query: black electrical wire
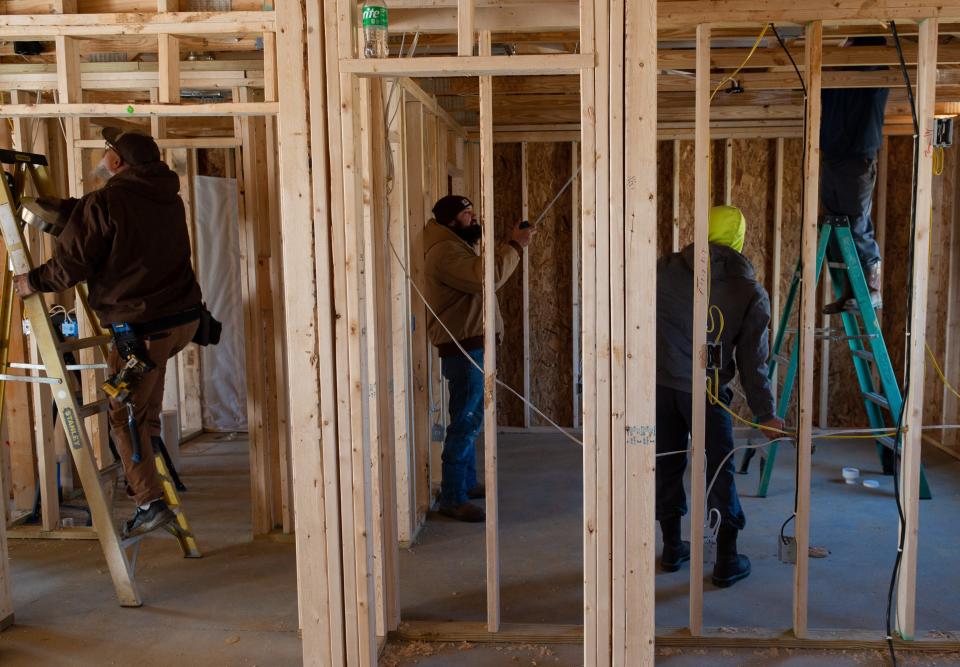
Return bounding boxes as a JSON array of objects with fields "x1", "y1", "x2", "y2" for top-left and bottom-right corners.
[
  {"x1": 884, "y1": 20, "x2": 920, "y2": 667},
  {"x1": 770, "y1": 22, "x2": 806, "y2": 547}
]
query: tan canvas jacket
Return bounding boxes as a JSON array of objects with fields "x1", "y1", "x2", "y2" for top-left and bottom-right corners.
[{"x1": 423, "y1": 220, "x2": 520, "y2": 347}]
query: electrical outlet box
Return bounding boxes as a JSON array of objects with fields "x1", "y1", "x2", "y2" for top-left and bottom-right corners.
[
  {"x1": 61, "y1": 320, "x2": 78, "y2": 338},
  {"x1": 431, "y1": 423, "x2": 445, "y2": 442},
  {"x1": 934, "y1": 116, "x2": 954, "y2": 148},
  {"x1": 778, "y1": 536, "x2": 797, "y2": 564},
  {"x1": 703, "y1": 536, "x2": 717, "y2": 565},
  {"x1": 22, "y1": 319, "x2": 31, "y2": 336}
]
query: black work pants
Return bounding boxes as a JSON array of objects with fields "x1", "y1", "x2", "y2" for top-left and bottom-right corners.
[{"x1": 655, "y1": 384, "x2": 746, "y2": 531}]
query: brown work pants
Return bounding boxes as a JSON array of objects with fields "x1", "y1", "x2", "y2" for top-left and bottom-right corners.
[{"x1": 108, "y1": 320, "x2": 198, "y2": 506}]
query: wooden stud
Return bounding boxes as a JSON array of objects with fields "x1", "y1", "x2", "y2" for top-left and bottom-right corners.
[
  {"x1": 724, "y1": 137, "x2": 733, "y2": 205},
  {"x1": 609, "y1": 0, "x2": 627, "y2": 660},
  {"x1": 332, "y1": 0, "x2": 377, "y2": 659},
  {"x1": 404, "y1": 99, "x2": 432, "y2": 534},
  {"x1": 339, "y1": 53, "x2": 592, "y2": 78},
  {"x1": 688, "y1": 22, "x2": 710, "y2": 637},
  {"x1": 875, "y1": 136, "x2": 889, "y2": 327},
  {"x1": 897, "y1": 17, "x2": 938, "y2": 642},
  {"x1": 457, "y1": 0, "x2": 475, "y2": 56},
  {"x1": 277, "y1": 0, "x2": 336, "y2": 662},
  {"x1": 263, "y1": 31, "x2": 278, "y2": 103},
  {"x1": 521, "y1": 141, "x2": 531, "y2": 428},
  {"x1": 388, "y1": 90, "x2": 416, "y2": 545},
  {"x1": 479, "y1": 28, "x2": 500, "y2": 634},
  {"x1": 794, "y1": 19, "x2": 823, "y2": 640},
  {"x1": 158, "y1": 35, "x2": 181, "y2": 104},
  {"x1": 263, "y1": 112, "x2": 294, "y2": 534},
  {"x1": 943, "y1": 141, "x2": 960, "y2": 453},
  {"x1": 771, "y1": 137, "x2": 784, "y2": 404},
  {"x1": 623, "y1": 0, "x2": 658, "y2": 661},
  {"x1": 592, "y1": 0, "x2": 613, "y2": 661},
  {"x1": 369, "y1": 79, "x2": 401, "y2": 633},
  {"x1": 578, "y1": 0, "x2": 599, "y2": 661},
  {"x1": 819, "y1": 275, "x2": 831, "y2": 428},
  {"x1": 571, "y1": 142, "x2": 581, "y2": 431},
  {"x1": 672, "y1": 139, "x2": 681, "y2": 252},
  {"x1": 237, "y1": 87, "x2": 272, "y2": 536},
  {"x1": 0, "y1": 486, "x2": 10, "y2": 630}
]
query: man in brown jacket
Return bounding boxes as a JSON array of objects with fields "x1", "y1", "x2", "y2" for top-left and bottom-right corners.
[
  {"x1": 424, "y1": 195, "x2": 535, "y2": 522},
  {"x1": 14, "y1": 128, "x2": 203, "y2": 538}
]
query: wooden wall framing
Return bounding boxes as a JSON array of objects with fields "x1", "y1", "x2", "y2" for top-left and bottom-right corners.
[{"x1": 2, "y1": 3, "x2": 959, "y2": 667}]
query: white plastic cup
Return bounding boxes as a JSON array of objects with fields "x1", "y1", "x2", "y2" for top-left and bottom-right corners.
[{"x1": 842, "y1": 467, "x2": 860, "y2": 484}]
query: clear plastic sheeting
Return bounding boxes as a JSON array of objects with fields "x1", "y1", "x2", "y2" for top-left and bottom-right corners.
[{"x1": 193, "y1": 175, "x2": 248, "y2": 431}]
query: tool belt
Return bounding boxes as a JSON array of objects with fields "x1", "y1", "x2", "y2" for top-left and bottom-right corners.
[{"x1": 129, "y1": 304, "x2": 203, "y2": 337}]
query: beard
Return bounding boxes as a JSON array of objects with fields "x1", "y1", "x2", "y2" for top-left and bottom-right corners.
[
  {"x1": 91, "y1": 159, "x2": 115, "y2": 183},
  {"x1": 454, "y1": 222, "x2": 482, "y2": 246}
]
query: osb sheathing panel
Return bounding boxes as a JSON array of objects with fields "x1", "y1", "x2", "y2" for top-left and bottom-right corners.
[
  {"x1": 527, "y1": 142, "x2": 574, "y2": 427},
  {"x1": 921, "y1": 142, "x2": 955, "y2": 426},
  {"x1": 491, "y1": 135, "x2": 957, "y2": 433},
  {"x1": 656, "y1": 141, "x2": 675, "y2": 256},
  {"x1": 494, "y1": 142, "x2": 525, "y2": 426},
  {"x1": 882, "y1": 136, "x2": 914, "y2": 392},
  {"x1": 879, "y1": 135, "x2": 956, "y2": 428}
]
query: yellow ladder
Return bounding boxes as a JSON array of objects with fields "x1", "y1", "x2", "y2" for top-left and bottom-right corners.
[{"x1": 0, "y1": 149, "x2": 200, "y2": 607}]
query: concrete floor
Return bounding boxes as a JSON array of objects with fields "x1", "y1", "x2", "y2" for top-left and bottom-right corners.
[
  {"x1": 0, "y1": 434, "x2": 302, "y2": 666},
  {"x1": 2, "y1": 430, "x2": 958, "y2": 666},
  {"x1": 398, "y1": 431, "x2": 960, "y2": 663}
]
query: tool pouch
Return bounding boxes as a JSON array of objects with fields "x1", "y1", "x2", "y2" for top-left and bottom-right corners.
[{"x1": 110, "y1": 322, "x2": 155, "y2": 375}]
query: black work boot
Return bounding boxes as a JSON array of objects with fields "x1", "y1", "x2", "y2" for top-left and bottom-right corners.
[
  {"x1": 659, "y1": 516, "x2": 690, "y2": 572},
  {"x1": 467, "y1": 483, "x2": 486, "y2": 499},
  {"x1": 712, "y1": 525, "x2": 751, "y2": 588},
  {"x1": 438, "y1": 501, "x2": 485, "y2": 523},
  {"x1": 122, "y1": 499, "x2": 176, "y2": 538}
]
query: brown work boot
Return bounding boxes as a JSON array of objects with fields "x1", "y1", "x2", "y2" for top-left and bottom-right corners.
[
  {"x1": 467, "y1": 483, "x2": 486, "y2": 499},
  {"x1": 438, "y1": 501, "x2": 485, "y2": 523},
  {"x1": 823, "y1": 261, "x2": 882, "y2": 314}
]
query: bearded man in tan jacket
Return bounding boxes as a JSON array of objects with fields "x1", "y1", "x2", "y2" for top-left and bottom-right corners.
[{"x1": 424, "y1": 195, "x2": 536, "y2": 522}]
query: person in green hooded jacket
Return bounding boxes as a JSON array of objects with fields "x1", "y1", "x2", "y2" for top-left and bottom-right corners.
[{"x1": 654, "y1": 205, "x2": 784, "y2": 588}]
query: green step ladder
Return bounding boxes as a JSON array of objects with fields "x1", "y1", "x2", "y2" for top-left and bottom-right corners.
[{"x1": 751, "y1": 215, "x2": 932, "y2": 500}]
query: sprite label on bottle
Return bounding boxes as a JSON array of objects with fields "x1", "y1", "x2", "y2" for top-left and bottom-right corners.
[{"x1": 362, "y1": 5, "x2": 388, "y2": 28}]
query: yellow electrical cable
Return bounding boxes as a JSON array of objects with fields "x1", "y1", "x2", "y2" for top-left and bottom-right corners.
[
  {"x1": 710, "y1": 24, "x2": 770, "y2": 103},
  {"x1": 933, "y1": 146, "x2": 945, "y2": 176},
  {"x1": 926, "y1": 341, "x2": 960, "y2": 402}
]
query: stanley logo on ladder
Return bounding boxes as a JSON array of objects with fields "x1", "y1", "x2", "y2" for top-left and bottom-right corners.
[{"x1": 0, "y1": 147, "x2": 201, "y2": 609}]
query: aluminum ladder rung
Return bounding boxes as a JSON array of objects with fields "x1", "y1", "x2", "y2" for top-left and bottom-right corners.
[
  {"x1": 851, "y1": 349, "x2": 875, "y2": 363},
  {"x1": 864, "y1": 391, "x2": 890, "y2": 410}
]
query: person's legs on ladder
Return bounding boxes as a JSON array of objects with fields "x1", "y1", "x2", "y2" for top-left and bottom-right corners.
[
  {"x1": 109, "y1": 320, "x2": 197, "y2": 537},
  {"x1": 438, "y1": 347, "x2": 485, "y2": 522},
  {"x1": 821, "y1": 156, "x2": 882, "y2": 314}
]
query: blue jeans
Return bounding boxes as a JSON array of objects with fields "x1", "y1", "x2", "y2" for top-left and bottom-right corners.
[
  {"x1": 821, "y1": 156, "x2": 881, "y2": 268},
  {"x1": 440, "y1": 348, "x2": 483, "y2": 507},
  {"x1": 655, "y1": 384, "x2": 746, "y2": 530}
]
